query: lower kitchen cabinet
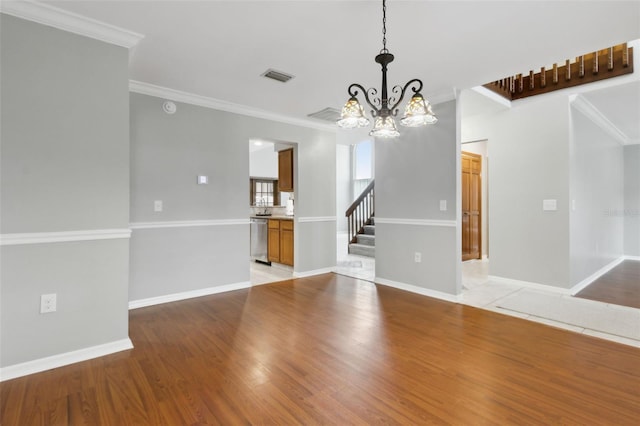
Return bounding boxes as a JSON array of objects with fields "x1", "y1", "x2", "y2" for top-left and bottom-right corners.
[
  {"x1": 267, "y1": 219, "x2": 294, "y2": 266},
  {"x1": 279, "y1": 220, "x2": 294, "y2": 266},
  {"x1": 268, "y1": 219, "x2": 281, "y2": 263}
]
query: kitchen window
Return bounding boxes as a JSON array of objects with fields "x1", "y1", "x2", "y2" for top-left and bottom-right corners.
[{"x1": 250, "y1": 178, "x2": 280, "y2": 206}]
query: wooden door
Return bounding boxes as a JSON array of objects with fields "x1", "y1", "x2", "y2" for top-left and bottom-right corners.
[{"x1": 462, "y1": 152, "x2": 481, "y2": 261}]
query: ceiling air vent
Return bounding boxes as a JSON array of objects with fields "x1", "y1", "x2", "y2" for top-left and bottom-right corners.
[
  {"x1": 307, "y1": 107, "x2": 341, "y2": 122},
  {"x1": 261, "y1": 69, "x2": 294, "y2": 83}
]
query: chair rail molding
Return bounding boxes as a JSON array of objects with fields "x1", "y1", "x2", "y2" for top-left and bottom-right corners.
[
  {"x1": 375, "y1": 218, "x2": 456, "y2": 227},
  {"x1": 129, "y1": 219, "x2": 249, "y2": 230},
  {"x1": 0, "y1": 229, "x2": 132, "y2": 246}
]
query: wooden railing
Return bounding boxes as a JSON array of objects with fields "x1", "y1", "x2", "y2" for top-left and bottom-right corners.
[
  {"x1": 484, "y1": 42, "x2": 633, "y2": 101},
  {"x1": 346, "y1": 180, "x2": 374, "y2": 245}
]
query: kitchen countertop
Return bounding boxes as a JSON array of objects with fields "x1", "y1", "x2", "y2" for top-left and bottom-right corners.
[{"x1": 251, "y1": 215, "x2": 294, "y2": 220}]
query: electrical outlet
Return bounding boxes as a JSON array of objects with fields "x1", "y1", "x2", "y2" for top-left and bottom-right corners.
[
  {"x1": 40, "y1": 294, "x2": 57, "y2": 314},
  {"x1": 414, "y1": 252, "x2": 422, "y2": 263},
  {"x1": 439, "y1": 200, "x2": 447, "y2": 211},
  {"x1": 154, "y1": 200, "x2": 163, "y2": 212}
]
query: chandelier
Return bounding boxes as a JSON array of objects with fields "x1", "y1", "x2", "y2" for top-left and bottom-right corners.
[{"x1": 337, "y1": 0, "x2": 437, "y2": 138}]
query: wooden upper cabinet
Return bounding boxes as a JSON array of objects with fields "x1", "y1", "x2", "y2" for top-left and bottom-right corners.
[{"x1": 278, "y1": 148, "x2": 294, "y2": 192}]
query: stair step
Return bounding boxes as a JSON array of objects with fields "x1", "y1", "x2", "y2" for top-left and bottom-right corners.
[
  {"x1": 363, "y1": 225, "x2": 375, "y2": 235},
  {"x1": 356, "y1": 234, "x2": 375, "y2": 246},
  {"x1": 349, "y1": 243, "x2": 375, "y2": 257}
]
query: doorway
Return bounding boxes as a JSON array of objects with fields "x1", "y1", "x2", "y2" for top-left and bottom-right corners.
[{"x1": 462, "y1": 151, "x2": 482, "y2": 261}]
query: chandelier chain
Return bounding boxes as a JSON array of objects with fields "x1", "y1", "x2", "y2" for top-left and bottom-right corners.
[{"x1": 381, "y1": 0, "x2": 388, "y2": 54}]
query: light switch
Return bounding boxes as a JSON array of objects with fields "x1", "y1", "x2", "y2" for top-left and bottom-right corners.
[
  {"x1": 154, "y1": 200, "x2": 163, "y2": 212},
  {"x1": 197, "y1": 175, "x2": 208, "y2": 185},
  {"x1": 543, "y1": 199, "x2": 557, "y2": 211},
  {"x1": 439, "y1": 200, "x2": 447, "y2": 211}
]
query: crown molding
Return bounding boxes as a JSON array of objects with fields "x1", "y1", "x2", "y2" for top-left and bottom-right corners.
[
  {"x1": 570, "y1": 95, "x2": 630, "y2": 145},
  {"x1": 0, "y1": 0, "x2": 144, "y2": 48},
  {"x1": 129, "y1": 80, "x2": 337, "y2": 133}
]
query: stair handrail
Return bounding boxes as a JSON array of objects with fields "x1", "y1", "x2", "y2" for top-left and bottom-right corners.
[{"x1": 346, "y1": 179, "x2": 375, "y2": 245}]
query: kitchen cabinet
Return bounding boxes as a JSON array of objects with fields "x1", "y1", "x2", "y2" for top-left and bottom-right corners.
[
  {"x1": 268, "y1": 219, "x2": 281, "y2": 263},
  {"x1": 279, "y1": 220, "x2": 294, "y2": 266},
  {"x1": 278, "y1": 148, "x2": 294, "y2": 192},
  {"x1": 267, "y1": 218, "x2": 294, "y2": 266}
]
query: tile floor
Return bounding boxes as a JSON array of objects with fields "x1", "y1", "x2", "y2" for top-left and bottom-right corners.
[
  {"x1": 250, "y1": 238, "x2": 640, "y2": 348},
  {"x1": 334, "y1": 232, "x2": 375, "y2": 282},
  {"x1": 250, "y1": 260, "x2": 293, "y2": 286},
  {"x1": 461, "y1": 259, "x2": 640, "y2": 348}
]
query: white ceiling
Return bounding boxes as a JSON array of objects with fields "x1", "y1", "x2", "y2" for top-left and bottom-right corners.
[{"x1": 43, "y1": 0, "x2": 640, "y2": 132}]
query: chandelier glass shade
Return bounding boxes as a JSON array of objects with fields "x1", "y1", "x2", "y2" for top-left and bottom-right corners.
[
  {"x1": 401, "y1": 94, "x2": 438, "y2": 127},
  {"x1": 337, "y1": 0, "x2": 437, "y2": 138},
  {"x1": 371, "y1": 116, "x2": 400, "y2": 138},
  {"x1": 336, "y1": 97, "x2": 370, "y2": 129}
]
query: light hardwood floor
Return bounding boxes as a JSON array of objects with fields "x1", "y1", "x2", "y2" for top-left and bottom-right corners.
[{"x1": 2, "y1": 273, "x2": 639, "y2": 424}]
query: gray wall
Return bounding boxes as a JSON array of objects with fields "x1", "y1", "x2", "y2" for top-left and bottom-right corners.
[
  {"x1": 129, "y1": 93, "x2": 336, "y2": 301},
  {"x1": 463, "y1": 95, "x2": 571, "y2": 288},
  {"x1": 625, "y1": 144, "x2": 640, "y2": 257},
  {"x1": 1, "y1": 15, "x2": 130, "y2": 366},
  {"x1": 336, "y1": 144, "x2": 352, "y2": 233},
  {"x1": 569, "y1": 106, "x2": 624, "y2": 285},
  {"x1": 375, "y1": 100, "x2": 459, "y2": 295}
]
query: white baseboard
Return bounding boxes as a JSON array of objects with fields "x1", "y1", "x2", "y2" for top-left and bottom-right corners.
[
  {"x1": 570, "y1": 257, "x2": 625, "y2": 295},
  {"x1": 624, "y1": 255, "x2": 640, "y2": 261},
  {"x1": 0, "y1": 338, "x2": 133, "y2": 382},
  {"x1": 293, "y1": 267, "x2": 336, "y2": 278},
  {"x1": 375, "y1": 277, "x2": 461, "y2": 303},
  {"x1": 129, "y1": 281, "x2": 251, "y2": 309},
  {"x1": 488, "y1": 275, "x2": 571, "y2": 295}
]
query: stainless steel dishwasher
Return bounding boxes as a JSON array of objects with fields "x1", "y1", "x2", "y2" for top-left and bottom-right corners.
[{"x1": 250, "y1": 218, "x2": 270, "y2": 264}]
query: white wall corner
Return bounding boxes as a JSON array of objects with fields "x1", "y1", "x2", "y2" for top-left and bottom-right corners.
[
  {"x1": 570, "y1": 95, "x2": 630, "y2": 145},
  {"x1": 0, "y1": 0, "x2": 144, "y2": 48},
  {"x1": 0, "y1": 338, "x2": 133, "y2": 382}
]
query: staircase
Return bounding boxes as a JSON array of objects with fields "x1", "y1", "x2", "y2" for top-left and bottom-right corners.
[
  {"x1": 346, "y1": 180, "x2": 375, "y2": 258},
  {"x1": 348, "y1": 217, "x2": 375, "y2": 257}
]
